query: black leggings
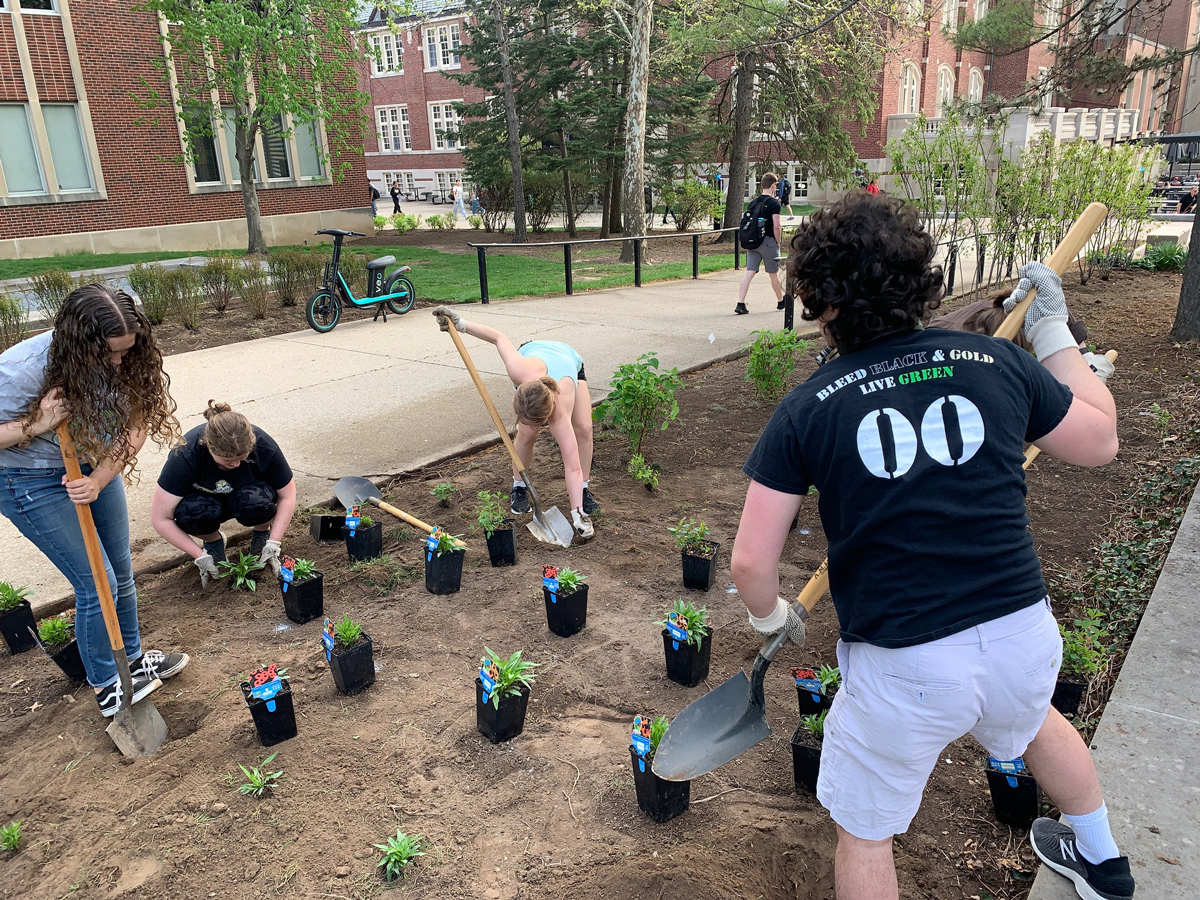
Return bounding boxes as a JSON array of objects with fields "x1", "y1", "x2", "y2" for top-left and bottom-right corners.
[{"x1": 174, "y1": 483, "x2": 277, "y2": 536}]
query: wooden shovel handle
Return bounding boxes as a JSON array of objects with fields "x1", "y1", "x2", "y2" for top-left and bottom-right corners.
[
  {"x1": 56, "y1": 423, "x2": 125, "y2": 654},
  {"x1": 374, "y1": 499, "x2": 467, "y2": 550}
]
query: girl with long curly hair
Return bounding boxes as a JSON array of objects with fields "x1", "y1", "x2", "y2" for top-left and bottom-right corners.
[{"x1": 0, "y1": 284, "x2": 189, "y2": 717}]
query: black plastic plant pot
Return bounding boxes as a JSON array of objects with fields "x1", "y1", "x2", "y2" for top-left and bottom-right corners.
[
  {"x1": 790, "y1": 724, "x2": 823, "y2": 794},
  {"x1": 1051, "y1": 676, "x2": 1087, "y2": 717},
  {"x1": 330, "y1": 634, "x2": 376, "y2": 695},
  {"x1": 485, "y1": 523, "x2": 517, "y2": 568},
  {"x1": 241, "y1": 681, "x2": 298, "y2": 747},
  {"x1": 0, "y1": 601, "x2": 37, "y2": 654},
  {"x1": 630, "y1": 746, "x2": 690, "y2": 823},
  {"x1": 796, "y1": 684, "x2": 836, "y2": 718},
  {"x1": 475, "y1": 677, "x2": 530, "y2": 744},
  {"x1": 344, "y1": 522, "x2": 384, "y2": 562},
  {"x1": 662, "y1": 628, "x2": 712, "y2": 688},
  {"x1": 681, "y1": 541, "x2": 721, "y2": 591},
  {"x1": 48, "y1": 639, "x2": 88, "y2": 683},
  {"x1": 985, "y1": 763, "x2": 1042, "y2": 828},
  {"x1": 310, "y1": 513, "x2": 346, "y2": 543},
  {"x1": 543, "y1": 584, "x2": 588, "y2": 637},
  {"x1": 425, "y1": 548, "x2": 465, "y2": 595},
  {"x1": 280, "y1": 572, "x2": 324, "y2": 624}
]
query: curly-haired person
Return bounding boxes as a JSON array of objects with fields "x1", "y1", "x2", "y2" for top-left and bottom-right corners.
[
  {"x1": 0, "y1": 284, "x2": 189, "y2": 718},
  {"x1": 729, "y1": 194, "x2": 1133, "y2": 900}
]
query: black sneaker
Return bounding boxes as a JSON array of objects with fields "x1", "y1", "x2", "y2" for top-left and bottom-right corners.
[
  {"x1": 510, "y1": 484, "x2": 531, "y2": 515},
  {"x1": 249, "y1": 530, "x2": 269, "y2": 556},
  {"x1": 581, "y1": 487, "x2": 601, "y2": 515},
  {"x1": 734, "y1": 303, "x2": 749, "y2": 315},
  {"x1": 1031, "y1": 818, "x2": 1135, "y2": 900},
  {"x1": 96, "y1": 674, "x2": 163, "y2": 718},
  {"x1": 130, "y1": 650, "x2": 190, "y2": 681},
  {"x1": 202, "y1": 532, "x2": 227, "y2": 565},
  {"x1": 777, "y1": 293, "x2": 792, "y2": 311}
]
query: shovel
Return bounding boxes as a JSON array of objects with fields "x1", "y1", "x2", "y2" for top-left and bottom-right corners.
[
  {"x1": 333, "y1": 476, "x2": 466, "y2": 549},
  {"x1": 442, "y1": 324, "x2": 575, "y2": 548},
  {"x1": 57, "y1": 423, "x2": 167, "y2": 758}
]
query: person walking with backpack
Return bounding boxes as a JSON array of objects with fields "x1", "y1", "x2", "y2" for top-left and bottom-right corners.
[
  {"x1": 369, "y1": 180, "x2": 381, "y2": 218},
  {"x1": 734, "y1": 173, "x2": 785, "y2": 315},
  {"x1": 390, "y1": 180, "x2": 403, "y2": 215},
  {"x1": 777, "y1": 173, "x2": 794, "y2": 217}
]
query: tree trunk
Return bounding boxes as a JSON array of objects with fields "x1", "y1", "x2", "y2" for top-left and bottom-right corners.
[
  {"x1": 609, "y1": 164, "x2": 623, "y2": 234},
  {"x1": 494, "y1": 0, "x2": 527, "y2": 243},
  {"x1": 234, "y1": 104, "x2": 266, "y2": 256},
  {"x1": 717, "y1": 50, "x2": 757, "y2": 245},
  {"x1": 599, "y1": 162, "x2": 613, "y2": 239},
  {"x1": 618, "y1": 0, "x2": 653, "y2": 263},
  {"x1": 560, "y1": 128, "x2": 576, "y2": 238},
  {"x1": 1171, "y1": 206, "x2": 1200, "y2": 339}
]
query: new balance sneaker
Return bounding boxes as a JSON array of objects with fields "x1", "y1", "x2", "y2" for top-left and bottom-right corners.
[
  {"x1": 249, "y1": 530, "x2": 269, "y2": 556},
  {"x1": 129, "y1": 650, "x2": 190, "y2": 681},
  {"x1": 582, "y1": 487, "x2": 601, "y2": 515},
  {"x1": 202, "y1": 532, "x2": 227, "y2": 565},
  {"x1": 1031, "y1": 818, "x2": 1135, "y2": 900},
  {"x1": 96, "y1": 674, "x2": 162, "y2": 718},
  {"x1": 511, "y1": 484, "x2": 531, "y2": 515},
  {"x1": 734, "y1": 302, "x2": 749, "y2": 316}
]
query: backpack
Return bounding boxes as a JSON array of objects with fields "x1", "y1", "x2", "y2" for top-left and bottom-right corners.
[
  {"x1": 738, "y1": 195, "x2": 769, "y2": 249},
  {"x1": 778, "y1": 177, "x2": 791, "y2": 203}
]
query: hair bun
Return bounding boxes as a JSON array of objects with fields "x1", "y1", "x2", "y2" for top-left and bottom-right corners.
[
  {"x1": 539, "y1": 375, "x2": 560, "y2": 394},
  {"x1": 203, "y1": 400, "x2": 232, "y2": 421}
]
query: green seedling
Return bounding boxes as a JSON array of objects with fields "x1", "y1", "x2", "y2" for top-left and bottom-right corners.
[
  {"x1": 667, "y1": 517, "x2": 711, "y2": 553},
  {"x1": 0, "y1": 821, "x2": 21, "y2": 852},
  {"x1": 429, "y1": 529, "x2": 464, "y2": 556},
  {"x1": 1060, "y1": 609, "x2": 1108, "y2": 677},
  {"x1": 647, "y1": 715, "x2": 670, "y2": 760},
  {"x1": 236, "y1": 752, "x2": 283, "y2": 798},
  {"x1": 800, "y1": 709, "x2": 828, "y2": 739},
  {"x1": 474, "y1": 489, "x2": 509, "y2": 537},
  {"x1": 374, "y1": 829, "x2": 425, "y2": 882},
  {"x1": 656, "y1": 598, "x2": 710, "y2": 648},
  {"x1": 36, "y1": 616, "x2": 73, "y2": 646},
  {"x1": 218, "y1": 551, "x2": 265, "y2": 592},
  {"x1": 627, "y1": 453, "x2": 659, "y2": 491},
  {"x1": 555, "y1": 567, "x2": 586, "y2": 595},
  {"x1": 593, "y1": 352, "x2": 683, "y2": 456},
  {"x1": 359, "y1": 514, "x2": 376, "y2": 528},
  {"x1": 481, "y1": 646, "x2": 540, "y2": 709},
  {"x1": 333, "y1": 614, "x2": 364, "y2": 648},
  {"x1": 0, "y1": 582, "x2": 31, "y2": 613},
  {"x1": 816, "y1": 664, "x2": 841, "y2": 695},
  {"x1": 290, "y1": 558, "x2": 318, "y2": 581},
  {"x1": 431, "y1": 482, "x2": 457, "y2": 506},
  {"x1": 743, "y1": 328, "x2": 810, "y2": 401}
]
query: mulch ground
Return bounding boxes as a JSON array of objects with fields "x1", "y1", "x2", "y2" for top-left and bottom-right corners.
[{"x1": 0, "y1": 269, "x2": 1196, "y2": 900}]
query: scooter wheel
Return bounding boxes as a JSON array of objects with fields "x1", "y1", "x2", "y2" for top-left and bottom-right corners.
[
  {"x1": 384, "y1": 275, "x2": 416, "y2": 315},
  {"x1": 305, "y1": 288, "x2": 341, "y2": 333}
]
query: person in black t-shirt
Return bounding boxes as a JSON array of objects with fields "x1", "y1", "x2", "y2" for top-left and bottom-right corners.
[
  {"x1": 151, "y1": 401, "x2": 297, "y2": 586},
  {"x1": 734, "y1": 172, "x2": 785, "y2": 315},
  {"x1": 730, "y1": 194, "x2": 1132, "y2": 900}
]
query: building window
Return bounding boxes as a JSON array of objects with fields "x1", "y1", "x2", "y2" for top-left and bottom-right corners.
[
  {"x1": 221, "y1": 106, "x2": 259, "y2": 184},
  {"x1": 369, "y1": 31, "x2": 403, "y2": 76},
  {"x1": 936, "y1": 66, "x2": 955, "y2": 115},
  {"x1": 381, "y1": 171, "x2": 416, "y2": 193},
  {"x1": 434, "y1": 170, "x2": 461, "y2": 194},
  {"x1": 425, "y1": 23, "x2": 461, "y2": 70},
  {"x1": 1038, "y1": 66, "x2": 1054, "y2": 107},
  {"x1": 941, "y1": 0, "x2": 958, "y2": 31},
  {"x1": 260, "y1": 114, "x2": 291, "y2": 180},
  {"x1": 1044, "y1": 0, "x2": 1060, "y2": 32},
  {"x1": 0, "y1": 1, "x2": 59, "y2": 12},
  {"x1": 429, "y1": 102, "x2": 461, "y2": 150},
  {"x1": 376, "y1": 105, "x2": 412, "y2": 152},
  {"x1": 0, "y1": 103, "x2": 45, "y2": 193},
  {"x1": 899, "y1": 63, "x2": 921, "y2": 114},
  {"x1": 295, "y1": 118, "x2": 325, "y2": 179},
  {"x1": 184, "y1": 108, "x2": 222, "y2": 184},
  {"x1": 42, "y1": 104, "x2": 92, "y2": 191},
  {"x1": 968, "y1": 68, "x2": 985, "y2": 103},
  {"x1": 975, "y1": 0, "x2": 988, "y2": 20},
  {"x1": 905, "y1": 0, "x2": 924, "y2": 19}
]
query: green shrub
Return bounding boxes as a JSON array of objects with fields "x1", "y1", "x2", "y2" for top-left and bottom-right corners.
[
  {"x1": 374, "y1": 215, "x2": 388, "y2": 230},
  {"x1": 431, "y1": 482, "x2": 457, "y2": 505},
  {"x1": 477, "y1": 179, "x2": 513, "y2": 233},
  {"x1": 390, "y1": 212, "x2": 421, "y2": 235},
  {"x1": 480, "y1": 646, "x2": 539, "y2": 708},
  {"x1": 628, "y1": 453, "x2": 659, "y2": 490},
  {"x1": 0, "y1": 290, "x2": 27, "y2": 352},
  {"x1": 200, "y1": 255, "x2": 238, "y2": 316},
  {"x1": 662, "y1": 178, "x2": 723, "y2": 232},
  {"x1": 1060, "y1": 609, "x2": 1108, "y2": 677},
  {"x1": 268, "y1": 249, "x2": 321, "y2": 308},
  {"x1": 468, "y1": 214, "x2": 483, "y2": 229},
  {"x1": 667, "y1": 517, "x2": 710, "y2": 552},
  {"x1": 744, "y1": 329, "x2": 810, "y2": 402},
  {"x1": 237, "y1": 260, "x2": 271, "y2": 319},
  {"x1": 426, "y1": 212, "x2": 455, "y2": 230},
  {"x1": 337, "y1": 249, "x2": 368, "y2": 298},
  {"x1": 127, "y1": 263, "x2": 172, "y2": 325},
  {"x1": 594, "y1": 352, "x2": 683, "y2": 456},
  {"x1": 27, "y1": 268, "x2": 75, "y2": 321},
  {"x1": 524, "y1": 171, "x2": 562, "y2": 234},
  {"x1": 1142, "y1": 241, "x2": 1187, "y2": 272},
  {"x1": 164, "y1": 267, "x2": 203, "y2": 331},
  {"x1": 474, "y1": 490, "x2": 508, "y2": 537}
]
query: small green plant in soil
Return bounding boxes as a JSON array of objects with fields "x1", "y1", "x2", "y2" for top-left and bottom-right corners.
[
  {"x1": 1060, "y1": 610, "x2": 1108, "y2": 678},
  {"x1": 0, "y1": 582, "x2": 31, "y2": 613},
  {"x1": 743, "y1": 328, "x2": 810, "y2": 402},
  {"x1": 474, "y1": 490, "x2": 509, "y2": 537},
  {"x1": 1148, "y1": 401, "x2": 1172, "y2": 434},
  {"x1": 656, "y1": 599, "x2": 710, "y2": 648},
  {"x1": 594, "y1": 352, "x2": 683, "y2": 456},
  {"x1": 429, "y1": 528, "x2": 464, "y2": 556},
  {"x1": 358, "y1": 514, "x2": 376, "y2": 528},
  {"x1": 647, "y1": 715, "x2": 670, "y2": 760},
  {"x1": 0, "y1": 821, "x2": 21, "y2": 852},
  {"x1": 219, "y1": 551, "x2": 266, "y2": 592},
  {"x1": 333, "y1": 614, "x2": 364, "y2": 648},
  {"x1": 799, "y1": 709, "x2": 828, "y2": 739},
  {"x1": 36, "y1": 615, "x2": 73, "y2": 646},
  {"x1": 375, "y1": 830, "x2": 425, "y2": 882},
  {"x1": 555, "y1": 567, "x2": 586, "y2": 595},
  {"x1": 236, "y1": 752, "x2": 283, "y2": 798},
  {"x1": 816, "y1": 664, "x2": 841, "y2": 695},
  {"x1": 290, "y1": 558, "x2": 318, "y2": 581},
  {"x1": 668, "y1": 517, "x2": 711, "y2": 554},
  {"x1": 481, "y1": 646, "x2": 540, "y2": 708},
  {"x1": 431, "y1": 482, "x2": 457, "y2": 506},
  {"x1": 628, "y1": 454, "x2": 659, "y2": 491}
]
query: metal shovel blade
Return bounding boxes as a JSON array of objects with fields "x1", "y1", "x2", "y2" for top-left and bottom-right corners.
[
  {"x1": 523, "y1": 480, "x2": 575, "y2": 548},
  {"x1": 106, "y1": 679, "x2": 168, "y2": 757},
  {"x1": 650, "y1": 669, "x2": 772, "y2": 782},
  {"x1": 334, "y1": 475, "x2": 381, "y2": 510}
]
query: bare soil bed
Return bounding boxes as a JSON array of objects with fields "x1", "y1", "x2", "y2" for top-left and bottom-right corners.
[{"x1": 1, "y1": 269, "x2": 1196, "y2": 900}]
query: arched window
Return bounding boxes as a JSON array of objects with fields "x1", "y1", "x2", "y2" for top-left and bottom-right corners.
[
  {"x1": 936, "y1": 66, "x2": 955, "y2": 115},
  {"x1": 968, "y1": 68, "x2": 985, "y2": 103},
  {"x1": 899, "y1": 63, "x2": 921, "y2": 114}
]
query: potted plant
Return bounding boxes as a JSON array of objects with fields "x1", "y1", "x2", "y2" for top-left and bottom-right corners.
[
  {"x1": 0, "y1": 582, "x2": 36, "y2": 655},
  {"x1": 309, "y1": 509, "x2": 346, "y2": 543},
  {"x1": 241, "y1": 663, "x2": 297, "y2": 747},
  {"x1": 279, "y1": 557, "x2": 323, "y2": 624},
  {"x1": 476, "y1": 646, "x2": 539, "y2": 744},
  {"x1": 790, "y1": 709, "x2": 827, "y2": 794},
  {"x1": 985, "y1": 756, "x2": 1042, "y2": 828},
  {"x1": 323, "y1": 615, "x2": 375, "y2": 695},
  {"x1": 475, "y1": 490, "x2": 516, "y2": 567},
  {"x1": 669, "y1": 518, "x2": 720, "y2": 591},
  {"x1": 629, "y1": 714, "x2": 690, "y2": 822},
  {"x1": 36, "y1": 614, "x2": 86, "y2": 683},
  {"x1": 792, "y1": 664, "x2": 840, "y2": 718},
  {"x1": 343, "y1": 507, "x2": 384, "y2": 561},
  {"x1": 424, "y1": 527, "x2": 466, "y2": 594},
  {"x1": 1052, "y1": 610, "x2": 1107, "y2": 717},
  {"x1": 542, "y1": 565, "x2": 588, "y2": 637},
  {"x1": 656, "y1": 599, "x2": 711, "y2": 687},
  {"x1": 219, "y1": 551, "x2": 266, "y2": 592}
]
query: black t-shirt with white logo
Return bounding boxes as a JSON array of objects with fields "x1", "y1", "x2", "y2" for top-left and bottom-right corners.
[
  {"x1": 744, "y1": 328, "x2": 1072, "y2": 648},
  {"x1": 158, "y1": 424, "x2": 293, "y2": 498}
]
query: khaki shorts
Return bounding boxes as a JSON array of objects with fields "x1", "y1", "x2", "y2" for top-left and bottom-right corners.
[
  {"x1": 816, "y1": 600, "x2": 1061, "y2": 841},
  {"x1": 746, "y1": 237, "x2": 780, "y2": 274}
]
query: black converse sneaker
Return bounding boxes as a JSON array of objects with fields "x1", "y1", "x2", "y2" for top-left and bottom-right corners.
[
  {"x1": 249, "y1": 530, "x2": 269, "y2": 556},
  {"x1": 510, "y1": 484, "x2": 531, "y2": 515},
  {"x1": 202, "y1": 532, "x2": 227, "y2": 565},
  {"x1": 130, "y1": 650, "x2": 190, "y2": 681},
  {"x1": 581, "y1": 487, "x2": 601, "y2": 515},
  {"x1": 1031, "y1": 818, "x2": 1135, "y2": 900},
  {"x1": 96, "y1": 674, "x2": 162, "y2": 718}
]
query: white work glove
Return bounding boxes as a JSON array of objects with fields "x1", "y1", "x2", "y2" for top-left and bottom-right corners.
[
  {"x1": 432, "y1": 306, "x2": 467, "y2": 333},
  {"x1": 1082, "y1": 351, "x2": 1115, "y2": 384},
  {"x1": 748, "y1": 596, "x2": 807, "y2": 647},
  {"x1": 194, "y1": 553, "x2": 221, "y2": 588},
  {"x1": 1003, "y1": 262, "x2": 1077, "y2": 361},
  {"x1": 259, "y1": 540, "x2": 282, "y2": 576},
  {"x1": 571, "y1": 508, "x2": 594, "y2": 540}
]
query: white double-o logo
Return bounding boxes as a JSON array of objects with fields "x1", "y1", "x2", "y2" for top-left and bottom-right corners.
[{"x1": 856, "y1": 395, "x2": 985, "y2": 479}]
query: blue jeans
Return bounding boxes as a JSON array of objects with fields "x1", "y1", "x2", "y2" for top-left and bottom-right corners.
[
  {"x1": 454, "y1": 198, "x2": 468, "y2": 220},
  {"x1": 0, "y1": 467, "x2": 141, "y2": 688}
]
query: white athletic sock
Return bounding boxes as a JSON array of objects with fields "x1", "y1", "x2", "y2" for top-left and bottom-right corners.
[
  {"x1": 513, "y1": 480, "x2": 526, "y2": 488},
  {"x1": 1062, "y1": 803, "x2": 1121, "y2": 865},
  {"x1": 583, "y1": 481, "x2": 589, "y2": 488}
]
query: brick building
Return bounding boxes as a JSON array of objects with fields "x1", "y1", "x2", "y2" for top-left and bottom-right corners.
[{"x1": 0, "y1": 0, "x2": 369, "y2": 260}]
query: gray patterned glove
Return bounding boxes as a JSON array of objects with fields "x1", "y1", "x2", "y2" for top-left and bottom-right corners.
[
  {"x1": 432, "y1": 306, "x2": 466, "y2": 333},
  {"x1": 1003, "y1": 262, "x2": 1077, "y2": 361},
  {"x1": 748, "y1": 596, "x2": 807, "y2": 647}
]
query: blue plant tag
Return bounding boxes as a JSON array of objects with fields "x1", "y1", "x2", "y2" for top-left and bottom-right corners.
[
  {"x1": 542, "y1": 564, "x2": 559, "y2": 600},
  {"x1": 631, "y1": 714, "x2": 652, "y2": 759},
  {"x1": 427, "y1": 528, "x2": 442, "y2": 562},
  {"x1": 479, "y1": 658, "x2": 499, "y2": 705},
  {"x1": 280, "y1": 556, "x2": 295, "y2": 593},
  {"x1": 666, "y1": 620, "x2": 689, "y2": 646},
  {"x1": 345, "y1": 506, "x2": 360, "y2": 538},
  {"x1": 988, "y1": 756, "x2": 1027, "y2": 788},
  {"x1": 322, "y1": 618, "x2": 335, "y2": 661}
]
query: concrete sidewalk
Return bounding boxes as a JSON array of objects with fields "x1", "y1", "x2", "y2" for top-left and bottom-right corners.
[{"x1": 2, "y1": 267, "x2": 808, "y2": 605}]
